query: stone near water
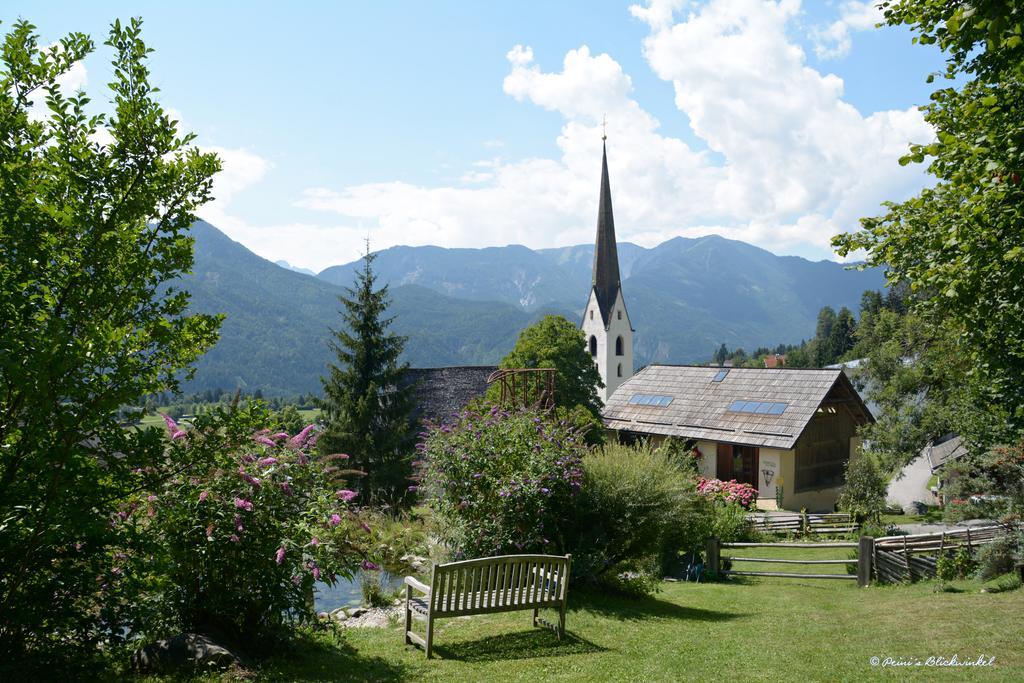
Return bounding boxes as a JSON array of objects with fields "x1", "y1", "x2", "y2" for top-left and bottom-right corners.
[{"x1": 130, "y1": 633, "x2": 249, "y2": 674}]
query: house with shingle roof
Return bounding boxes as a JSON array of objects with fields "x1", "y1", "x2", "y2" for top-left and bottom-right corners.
[{"x1": 601, "y1": 364, "x2": 874, "y2": 511}]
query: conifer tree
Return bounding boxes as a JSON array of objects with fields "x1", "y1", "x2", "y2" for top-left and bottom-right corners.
[{"x1": 318, "y1": 248, "x2": 415, "y2": 507}]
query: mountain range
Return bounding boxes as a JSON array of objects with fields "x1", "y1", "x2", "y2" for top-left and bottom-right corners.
[{"x1": 176, "y1": 222, "x2": 886, "y2": 395}]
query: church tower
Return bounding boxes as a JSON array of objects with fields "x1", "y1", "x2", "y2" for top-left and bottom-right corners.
[{"x1": 581, "y1": 139, "x2": 633, "y2": 403}]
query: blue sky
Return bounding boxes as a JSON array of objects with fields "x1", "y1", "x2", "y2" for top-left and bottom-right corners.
[{"x1": 3, "y1": 1, "x2": 945, "y2": 271}]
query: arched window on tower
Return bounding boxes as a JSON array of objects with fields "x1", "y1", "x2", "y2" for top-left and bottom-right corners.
[
  {"x1": 615, "y1": 336, "x2": 623, "y2": 356},
  {"x1": 617, "y1": 310, "x2": 622, "y2": 320},
  {"x1": 590, "y1": 310, "x2": 593, "y2": 320},
  {"x1": 589, "y1": 336, "x2": 597, "y2": 357},
  {"x1": 617, "y1": 363, "x2": 622, "y2": 377}
]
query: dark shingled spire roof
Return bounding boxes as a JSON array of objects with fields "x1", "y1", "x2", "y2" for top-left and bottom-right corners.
[{"x1": 591, "y1": 141, "x2": 621, "y2": 326}]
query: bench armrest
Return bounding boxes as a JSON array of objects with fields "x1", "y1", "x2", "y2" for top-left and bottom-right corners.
[{"x1": 404, "y1": 576, "x2": 430, "y2": 594}]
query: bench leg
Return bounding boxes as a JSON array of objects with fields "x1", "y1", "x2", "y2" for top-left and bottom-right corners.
[
  {"x1": 425, "y1": 615, "x2": 434, "y2": 659},
  {"x1": 558, "y1": 604, "x2": 566, "y2": 641},
  {"x1": 532, "y1": 607, "x2": 539, "y2": 628},
  {"x1": 404, "y1": 585, "x2": 412, "y2": 645}
]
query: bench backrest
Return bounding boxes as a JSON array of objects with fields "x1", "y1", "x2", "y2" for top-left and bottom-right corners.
[{"x1": 429, "y1": 554, "x2": 571, "y2": 616}]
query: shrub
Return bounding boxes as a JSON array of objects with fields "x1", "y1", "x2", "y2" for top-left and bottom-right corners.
[
  {"x1": 416, "y1": 406, "x2": 586, "y2": 558},
  {"x1": 836, "y1": 453, "x2": 887, "y2": 523},
  {"x1": 657, "y1": 437, "x2": 701, "y2": 477},
  {"x1": 975, "y1": 532, "x2": 1022, "y2": 581},
  {"x1": 705, "y1": 500, "x2": 756, "y2": 544},
  {"x1": 130, "y1": 403, "x2": 370, "y2": 652},
  {"x1": 696, "y1": 478, "x2": 758, "y2": 509},
  {"x1": 569, "y1": 441, "x2": 701, "y2": 588},
  {"x1": 936, "y1": 547, "x2": 976, "y2": 581},
  {"x1": 360, "y1": 571, "x2": 397, "y2": 608}
]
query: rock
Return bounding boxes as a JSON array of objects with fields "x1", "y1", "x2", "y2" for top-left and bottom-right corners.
[
  {"x1": 392, "y1": 598, "x2": 404, "y2": 606},
  {"x1": 349, "y1": 607, "x2": 367, "y2": 618},
  {"x1": 318, "y1": 611, "x2": 329, "y2": 620},
  {"x1": 130, "y1": 633, "x2": 248, "y2": 674}
]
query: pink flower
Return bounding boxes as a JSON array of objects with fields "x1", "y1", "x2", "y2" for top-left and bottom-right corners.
[
  {"x1": 280, "y1": 482, "x2": 293, "y2": 496},
  {"x1": 289, "y1": 424, "x2": 318, "y2": 449},
  {"x1": 335, "y1": 489, "x2": 358, "y2": 502},
  {"x1": 171, "y1": 429, "x2": 187, "y2": 440},
  {"x1": 161, "y1": 413, "x2": 179, "y2": 434},
  {"x1": 199, "y1": 491, "x2": 209, "y2": 503},
  {"x1": 229, "y1": 534, "x2": 240, "y2": 543},
  {"x1": 234, "y1": 498, "x2": 253, "y2": 511},
  {"x1": 291, "y1": 574, "x2": 301, "y2": 586},
  {"x1": 255, "y1": 435, "x2": 276, "y2": 447},
  {"x1": 275, "y1": 546, "x2": 286, "y2": 565},
  {"x1": 310, "y1": 564, "x2": 321, "y2": 580},
  {"x1": 271, "y1": 432, "x2": 289, "y2": 441},
  {"x1": 258, "y1": 457, "x2": 278, "y2": 466},
  {"x1": 329, "y1": 514, "x2": 342, "y2": 526},
  {"x1": 361, "y1": 560, "x2": 380, "y2": 571},
  {"x1": 310, "y1": 537, "x2": 320, "y2": 547},
  {"x1": 360, "y1": 521, "x2": 371, "y2": 533}
]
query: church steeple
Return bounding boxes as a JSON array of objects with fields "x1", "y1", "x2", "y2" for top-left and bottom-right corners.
[
  {"x1": 581, "y1": 137, "x2": 633, "y2": 403},
  {"x1": 591, "y1": 141, "x2": 621, "y2": 327}
]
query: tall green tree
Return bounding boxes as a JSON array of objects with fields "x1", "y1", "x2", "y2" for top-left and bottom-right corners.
[
  {"x1": 0, "y1": 19, "x2": 221, "y2": 661},
  {"x1": 495, "y1": 315, "x2": 603, "y2": 416},
  {"x1": 318, "y1": 249, "x2": 415, "y2": 508},
  {"x1": 834, "y1": 0, "x2": 1024, "y2": 441}
]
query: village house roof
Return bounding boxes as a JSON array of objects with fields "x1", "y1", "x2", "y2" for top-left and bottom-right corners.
[
  {"x1": 401, "y1": 366, "x2": 496, "y2": 425},
  {"x1": 925, "y1": 434, "x2": 967, "y2": 472},
  {"x1": 602, "y1": 364, "x2": 873, "y2": 450}
]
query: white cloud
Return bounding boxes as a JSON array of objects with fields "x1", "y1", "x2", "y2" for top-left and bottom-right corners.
[
  {"x1": 277, "y1": 0, "x2": 928, "y2": 269},
  {"x1": 198, "y1": 0, "x2": 929, "y2": 271},
  {"x1": 810, "y1": 1, "x2": 884, "y2": 59}
]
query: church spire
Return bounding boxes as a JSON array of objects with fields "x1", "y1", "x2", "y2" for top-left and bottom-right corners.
[{"x1": 591, "y1": 140, "x2": 621, "y2": 326}]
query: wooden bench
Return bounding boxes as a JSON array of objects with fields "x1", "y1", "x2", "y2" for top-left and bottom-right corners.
[{"x1": 403, "y1": 553, "x2": 572, "y2": 658}]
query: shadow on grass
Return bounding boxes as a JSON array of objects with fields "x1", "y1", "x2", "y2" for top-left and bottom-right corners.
[
  {"x1": 567, "y1": 587, "x2": 742, "y2": 623},
  {"x1": 258, "y1": 631, "x2": 409, "y2": 682},
  {"x1": 432, "y1": 628, "x2": 606, "y2": 662}
]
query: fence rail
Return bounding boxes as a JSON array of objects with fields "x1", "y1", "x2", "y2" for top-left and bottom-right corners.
[
  {"x1": 747, "y1": 512, "x2": 857, "y2": 535},
  {"x1": 707, "y1": 537, "x2": 871, "y2": 587}
]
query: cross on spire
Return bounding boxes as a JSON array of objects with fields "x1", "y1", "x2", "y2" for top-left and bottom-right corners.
[{"x1": 602, "y1": 115, "x2": 607, "y2": 141}]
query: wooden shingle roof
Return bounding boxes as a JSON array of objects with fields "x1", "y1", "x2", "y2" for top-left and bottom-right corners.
[{"x1": 601, "y1": 364, "x2": 873, "y2": 449}]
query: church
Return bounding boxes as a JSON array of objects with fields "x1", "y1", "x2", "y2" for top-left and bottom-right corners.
[{"x1": 586, "y1": 139, "x2": 873, "y2": 512}]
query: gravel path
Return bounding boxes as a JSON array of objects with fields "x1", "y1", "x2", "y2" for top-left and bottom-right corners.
[{"x1": 886, "y1": 454, "x2": 933, "y2": 510}]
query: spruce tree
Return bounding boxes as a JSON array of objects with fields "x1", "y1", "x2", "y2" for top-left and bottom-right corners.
[{"x1": 318, "y1": 248, "x2": 415, "y2": 507}]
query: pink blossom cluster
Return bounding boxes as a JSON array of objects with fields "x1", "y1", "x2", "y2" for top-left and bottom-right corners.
[{"x1": 696, "y1": 477, "x2": 758, "y2": 509}]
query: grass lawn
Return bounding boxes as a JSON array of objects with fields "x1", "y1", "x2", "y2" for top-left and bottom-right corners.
[{"x1": 237, "y1": 561, "x2": 1024, "y2": 683}]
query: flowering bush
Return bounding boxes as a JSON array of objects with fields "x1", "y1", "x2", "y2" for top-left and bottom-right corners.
[
  {"x1": 125, "y1": 402, "x2": 370, "y2": 650},
  {"x1": 415, "y1": 406, "x2": 586, "y2": 557},
  {"x1": 696, "y1": 478, "x2": 758, "y2": 509}
]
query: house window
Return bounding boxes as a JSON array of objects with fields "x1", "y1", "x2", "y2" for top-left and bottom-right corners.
[
  {"x1": 617, "y1": 363, "x2": 622, "y2": 377},
  {"x1": 617, "y1": 310, "x2": 622, "y2": 320},
  {"x1": 615, "y1": 336, "x2": 623, "y2": 356},
  {"x1": 589, "y1": 335, "x2": 597, "y2": 357}
]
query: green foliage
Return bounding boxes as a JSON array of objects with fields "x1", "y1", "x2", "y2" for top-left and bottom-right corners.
[
  {"x1": 274, "y1": 404, "x2": 306, "y2": 435},
  {"x1": 417, "y1": 406, "x2": 587, "y2": 558},
  {"x1": 944, "y1": 439, "x2": 1024, "y2": 518},
  {"x1": 570, "y1": 441, "x2": 701, "y2": 589},
  {"x1": 495, "y1": 314, "x2": 603, "y2": 415},
  {"x1": 129, "y1": 403, "x2": 369, "y2": 650},
  {"x1": 974, "y1": 532, "x2": 1022, "y2": 581},
  {"x1": 360, "y1": 571, "x2": 397, "y2": 608},
  {"x1": 360, "y1": 509, "x2": 432, "y2": 572},
  {"x1": 656, "y1": 436, "x2": 700, "y2": 477},
  {"x1": 937, "y1": 547, "x2": 976, "y2": 581},
  {"x1": 837, "y1": 454, "x2": 888, "y2": 523},
  {"x1": 318, "y1": 249, "x2": 416, "y2": 508},
  {"x1": 834, "y1": 0, "x2": 1024, "y2": 438},
  {"x1": 0, "y1": 18, "x2": 221, "y2": 663}
]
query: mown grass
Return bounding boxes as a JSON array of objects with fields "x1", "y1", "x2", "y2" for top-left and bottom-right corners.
[{"x1": 139, "y1": 567, "x2": 1024, "y2": 683}]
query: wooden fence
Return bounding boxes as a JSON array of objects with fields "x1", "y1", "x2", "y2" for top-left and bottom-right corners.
[
  {"x1": 706, "y1": 536, "x2": 872, "y2": 587},
  {"x1": 747, "y1": 512, "x2": 857, "y2": 536},
  {"x1": 872, "y1": 524, "x2": 1013, "y2": 584}
]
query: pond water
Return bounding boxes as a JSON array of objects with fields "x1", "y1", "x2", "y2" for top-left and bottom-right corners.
[{"x1": 314, "y1": 569, "x2": 405, "y2": 612}]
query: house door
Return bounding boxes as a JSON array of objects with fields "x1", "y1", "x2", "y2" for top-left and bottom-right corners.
[{"x1": 716, "y1": 443, "x2": 759, "y2": 487}]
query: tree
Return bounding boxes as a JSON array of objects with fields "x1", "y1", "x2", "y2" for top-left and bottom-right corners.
[
  {"x1": 0, "y1": 19, "x2": 221, "y2": 662},
  {"x1": 834, "y1": 0, "x2": 1024, "y2": 440},
  {"x1": 713, "y1": 343, "x2": 729, "y2": 366},
  {"x1": 495, "y1": 315, "x2": 603, "y2": 415},
  {"x1": 318, "y1": 249, "x2": 415, "y2": 508}
]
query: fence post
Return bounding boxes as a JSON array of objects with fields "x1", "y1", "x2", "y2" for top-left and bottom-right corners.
[
  {"x1": 857, "y1": 536, "x2": 873, "y2": 587},
  {"x1": 706, "y1": 537, "x2": 720, "y2": 579}
]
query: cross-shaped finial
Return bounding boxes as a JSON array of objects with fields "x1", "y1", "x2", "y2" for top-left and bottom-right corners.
[{"x1": 602, "y1": 115, "x2": 607, "y2": 141}]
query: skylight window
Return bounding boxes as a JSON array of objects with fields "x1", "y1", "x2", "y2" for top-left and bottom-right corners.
[
  {"x1": 727, "y1": 400, "x2": 787, "y2": 415},
  {"x1": 712, "y1": 369, "x2": 729, "y2": 383},
  {"x1": 628, "y1": 394, "x2": 674, "y2": 407}
]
